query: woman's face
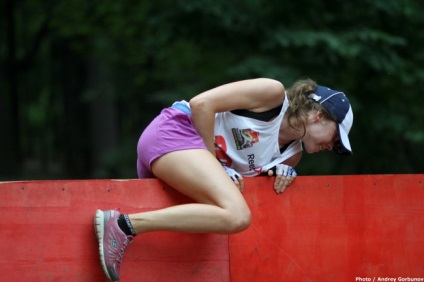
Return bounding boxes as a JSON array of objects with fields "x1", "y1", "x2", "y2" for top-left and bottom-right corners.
[{"x1": 301, "y1": 111, "x2": 339, "y2": 154}]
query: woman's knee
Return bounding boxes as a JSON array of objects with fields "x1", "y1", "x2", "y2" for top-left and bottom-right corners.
[{"x1": 223, "y1": 206, "x2": 252, "y2": 234}]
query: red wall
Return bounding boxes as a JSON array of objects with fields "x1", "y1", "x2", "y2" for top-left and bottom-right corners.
[{"x1": 1, "y1": 175, "x2": 423, "y2": 281}]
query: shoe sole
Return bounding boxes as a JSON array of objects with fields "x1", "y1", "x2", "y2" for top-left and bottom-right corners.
[{"x1": 94, "y1": 210, "x2": 113, "y2": 281}]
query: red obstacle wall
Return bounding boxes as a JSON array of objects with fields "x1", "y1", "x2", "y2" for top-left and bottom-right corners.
[{"x1": 1, "y1": 175, "x2": 423, "y2": 282}]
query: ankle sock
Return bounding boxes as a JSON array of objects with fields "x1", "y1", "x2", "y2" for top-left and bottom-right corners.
[{"x1": 117, "y1": 214, "x2": 137, "y2": 236}]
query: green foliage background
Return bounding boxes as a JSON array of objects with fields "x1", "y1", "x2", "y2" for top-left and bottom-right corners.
[{"x1": 1, "y1": 0, "x2": 423, "y2": 180}]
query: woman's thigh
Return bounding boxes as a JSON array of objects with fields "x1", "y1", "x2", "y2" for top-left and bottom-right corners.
[{"x1": 151, "y1": 149, "x2": 248, "y2": 211}]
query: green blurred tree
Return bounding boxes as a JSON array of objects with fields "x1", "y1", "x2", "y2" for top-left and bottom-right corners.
[{"x1": 1, "y1": 0, "x2": 423, "y2": 180}]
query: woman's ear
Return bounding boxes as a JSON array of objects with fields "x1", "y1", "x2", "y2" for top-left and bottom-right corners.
[{"x1": 314, "y1": 110, "x2": 324, "y2": 121}]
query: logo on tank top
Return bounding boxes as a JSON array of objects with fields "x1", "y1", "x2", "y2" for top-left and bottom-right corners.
[
  {"x1": 231, "y1": 128, "x2": 259, "y2": 150},
  {"x1": 247, "y1": 154, "x2": 263, "y2": 174}
]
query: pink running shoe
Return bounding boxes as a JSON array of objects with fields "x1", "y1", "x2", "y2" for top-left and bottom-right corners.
[{"x1": 94, "y1": 209, "x2": 133, "y2": 282}]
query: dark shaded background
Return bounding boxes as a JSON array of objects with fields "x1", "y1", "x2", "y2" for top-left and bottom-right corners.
[{"x1": 1, "y1": 0, "x2": 423, "y2": 180}]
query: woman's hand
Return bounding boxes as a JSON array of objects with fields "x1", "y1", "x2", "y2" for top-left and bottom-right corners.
[
  {"x1": 223, "y1": 165, "x2": 244, "y2": 192},
  {"x1": 267, "y1": 164, "x2": 297, "y2": 194}
]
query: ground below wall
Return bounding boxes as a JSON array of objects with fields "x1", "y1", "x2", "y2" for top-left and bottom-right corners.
[{"x1": 1, "y1": 174, "x2": 423, "y2": 282}]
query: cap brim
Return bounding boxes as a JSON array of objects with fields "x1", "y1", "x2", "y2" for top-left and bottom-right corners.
[{"x1": 334, "y1": 125, "x2": 352, "y2": 156}]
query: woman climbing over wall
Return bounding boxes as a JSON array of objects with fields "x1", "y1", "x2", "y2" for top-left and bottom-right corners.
[{"x1": 94, "y1": 77, "x2": 353, "y2": 282}]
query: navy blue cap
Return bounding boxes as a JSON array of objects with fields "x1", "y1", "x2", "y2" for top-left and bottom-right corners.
[{"x1": 309, "y1": 85, "x2": 353, "y2": 155}]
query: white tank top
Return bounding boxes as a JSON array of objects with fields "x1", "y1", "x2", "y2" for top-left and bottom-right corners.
[{"x1": 213, "y1": 95, "x2": 302, "y2": 177}]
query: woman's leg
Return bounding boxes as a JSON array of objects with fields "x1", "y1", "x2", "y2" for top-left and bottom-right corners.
[
  {"x1": 94, "y1": 148, "x2": 251, "y2": 281},
  {"x1": 128, "y1": 149, "x2": 252, "y2": 235}
]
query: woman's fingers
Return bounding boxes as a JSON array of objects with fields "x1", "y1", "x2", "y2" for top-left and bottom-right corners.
[{"x1": 274, "y1": 175, "x2": 295, "y2": 194}]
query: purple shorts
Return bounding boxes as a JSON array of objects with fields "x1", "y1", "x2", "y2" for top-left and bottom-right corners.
[{"x1": 136, "y1": 107, "x2": 207, "y2": 178}]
